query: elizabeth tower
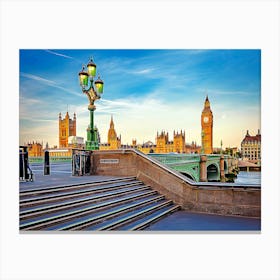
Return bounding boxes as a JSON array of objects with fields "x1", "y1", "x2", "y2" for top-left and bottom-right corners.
[{"x1": 201, "y1": 95, "x2": 213, "y2": 154}]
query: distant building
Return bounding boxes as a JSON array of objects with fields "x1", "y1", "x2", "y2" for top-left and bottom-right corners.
[
  {"x1": 225, "y1": 147, "x2": 238, "y2": 157},
  {"x1": 100, "y1": 116, "x2": 121, "y2": 150},
  {"x1": 213, "y1": 147, "x2": 222, "y2": 154},
  {"x1": 68, "y1": 136, "x2": 85, "y2": 149},
  {"x1": 47, "y1": 149, "x2": 72, "y2": 157},
  {"x1": 25, "y1": 141, "x2": 43, "y2": 157},
  {"x1": 131, "y1": 140, "x2": 156, "y2": 154},
  {"x1": 155, "y1": 131, "x2": 173, "y2": 153},
  {"x1": 154, "y1": 131, "x2": 200, "y2": 154},
  {"x1": 241, "y1": 129, "x2": 261, "y2": 164},
  {"x1": 185, "y1": 141, "x2": 201, "y2": 154},
  {"x1": 100, "y1": 116, "x2": 200, "y2": 154},
  {"x1": 59, "y1": 112, "x2": 76, "y2": 148}
]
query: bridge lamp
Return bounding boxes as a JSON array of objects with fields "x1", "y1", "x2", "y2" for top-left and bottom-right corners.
[
  {"x1": 78, "y1": 57, "x2": 104, "y2": 150},
  {"x1": 78, "y1": 66, "x2": 89, "y2": 88},
  {"x1": 87, "y1": 58, "x2": 96, "y2": 77},
  {"x1": 95, "y1": 76, "x2": 104, "y2": 94}
]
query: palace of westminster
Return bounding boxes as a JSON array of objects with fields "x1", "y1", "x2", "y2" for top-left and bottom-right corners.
[{"x1": 24, "y1": 96, "x2": 261, "y2": 164}]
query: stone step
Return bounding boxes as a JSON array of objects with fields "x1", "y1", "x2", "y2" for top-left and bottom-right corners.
[
  {"x1": 20, "y1": 181, "x2": 144, "y2": 207},
  {"x1": 20, "y1": 176, "x2": 137, "y2": 195},
  {"x1": 20, "y1": 179, "x2": 141, "y2": 200},
  {"x1": 20, "y1": 192, "x2": 163, "y2": 230},
  {"x1": 19, "y1": 177, "x2": 181, "y2": 231},
  {"x1": 45, "y1": 195, "x2": 167, "y2": 231},
  {"x1": 92, "y1": 200, "x2": 175, "y2": 231},
  {"x1": 119, "y1": 204, "x2": 181, "y2": 230},
  {"x1": 20, "y1": 187, "x2": 154, "y2": 220}
]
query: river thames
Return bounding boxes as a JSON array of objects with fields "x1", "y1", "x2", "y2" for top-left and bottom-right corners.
[{"x1": 234, "y1": 171, "x2": 261, "y2": 185}]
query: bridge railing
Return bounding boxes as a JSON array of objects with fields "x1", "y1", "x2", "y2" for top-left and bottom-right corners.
[
  {"x1": 136, "y1": 150, "x2": 260, "y2": 189},
  {"x1": 148, "y1": 153, "x2": 200, "y2": 164},
  {"x1": 29, "y1": 156, "x2": 72, "y2": 163}
]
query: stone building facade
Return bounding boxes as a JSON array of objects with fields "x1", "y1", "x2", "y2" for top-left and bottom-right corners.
[
  {"x1": 241, "y1": 130, "x2": 261, "y2": 164},
  {"x1": 59, "y1": 112, "x2": 76, "y2": 148},
  {"x1": 100, "y1": 117, "x2": 200, "y2": 154},
  {"x1": 155, "y1": 131, "x2": 186, "y2": 153},
  {"x1": 25, "y1": 141, "x2": 43, "y2": 157}
]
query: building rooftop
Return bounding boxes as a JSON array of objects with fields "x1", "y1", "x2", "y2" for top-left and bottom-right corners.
[{"x1": 241, "y1": 130, "x2": 261, "y2": 143}]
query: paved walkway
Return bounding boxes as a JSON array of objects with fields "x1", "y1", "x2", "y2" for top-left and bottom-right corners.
[
  {"x1": 146, "y1": 211, "x2": 261, "y2": 231},
  {"x1": 20, "y1": 162, "x2": 121, "y2": 191},
  {"x1": 20, "y1": 173, "x2": 120, "y2": 191}
]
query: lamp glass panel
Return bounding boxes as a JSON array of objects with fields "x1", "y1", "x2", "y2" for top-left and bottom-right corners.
[
  {"x1": 87, "y1": 65, "x2": 96, "y2": 77},
  {"x1": 95, "y1": 82, "x2": 103, "y2": 93},
  {"x1": 79, "y1": 74, "x2": 88, "y2": 86}
]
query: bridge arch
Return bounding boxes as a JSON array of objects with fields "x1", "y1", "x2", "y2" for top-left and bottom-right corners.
[{"x1": 207, "y1": 163, "x2": 220, "y2": 181}]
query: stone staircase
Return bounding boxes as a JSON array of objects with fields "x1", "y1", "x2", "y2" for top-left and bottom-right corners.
[{"x1": 19, "y1": 176, "x2": 180, "y2": 231}]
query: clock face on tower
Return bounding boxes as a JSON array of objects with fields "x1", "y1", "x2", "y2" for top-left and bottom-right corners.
[{"x1": 203, "y1": 116, "x2": 209, "y2": 123}]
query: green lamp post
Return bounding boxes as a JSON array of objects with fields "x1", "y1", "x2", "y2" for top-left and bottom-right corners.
[{"x1": 78, "y1": 57, "x2": 104, "y2": 150}]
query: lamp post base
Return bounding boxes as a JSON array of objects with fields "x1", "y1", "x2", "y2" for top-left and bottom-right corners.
[{"x1": 86, "y1": 140, "x2": 99, "y2": 150}]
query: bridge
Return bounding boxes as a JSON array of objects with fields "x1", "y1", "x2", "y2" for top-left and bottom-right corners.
[{"x1": 148, "y1": 153, "x2": 238, "y2": 182}]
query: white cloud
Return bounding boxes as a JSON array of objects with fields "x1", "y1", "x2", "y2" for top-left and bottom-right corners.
[
  {"x1": 132, "y1": 68, "x2": 155, "y2": 75},
  {"x1": 20, "y1": 72, "x2": 81, "y2": 97},
  {"x1": 21, "y1": 72, "x2": 57, "y2": 86},
  {"x1": 44, "y1": 49, "x2": 74, "y2": 59}
]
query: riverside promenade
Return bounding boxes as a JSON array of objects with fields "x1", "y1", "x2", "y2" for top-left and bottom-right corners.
[{"x1": 20, "y1": 162, "x2": 261, "y2": 231}]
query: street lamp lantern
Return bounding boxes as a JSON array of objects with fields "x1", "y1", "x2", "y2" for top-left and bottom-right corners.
[
  {"x1": 78, "y1": 57, "x2": 104, "y2": 150},
  {"x1": 95, "y1": 75, "x2": 104, "y2": 94},
  {"x1": 79, "y1": 66, "x2": 89, "y2": 87},
  {"x1": 87, "y1": 58, "x2": 96, "y2": 77}
]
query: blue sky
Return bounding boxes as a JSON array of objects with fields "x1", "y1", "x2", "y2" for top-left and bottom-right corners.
[{"x1": 19, "y1": 49, "x2": 261, "y2": 149}]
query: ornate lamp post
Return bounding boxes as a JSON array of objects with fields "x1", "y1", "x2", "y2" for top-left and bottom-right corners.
[{"x1": 78, "y1": 57, "x2": 104, "y2": 150}]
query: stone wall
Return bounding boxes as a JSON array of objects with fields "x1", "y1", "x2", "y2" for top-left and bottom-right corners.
[{"x1": 92, "y1": 149, "x2": 261, "y2": 217}]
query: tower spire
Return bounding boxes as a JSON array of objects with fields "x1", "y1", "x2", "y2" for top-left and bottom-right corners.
[
  {"x1": 110, "y1": 115, "x2": 114, "y2": 128},
  {"x1": 204, "y1": 94, "x2": 210, "y2": 108}
]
